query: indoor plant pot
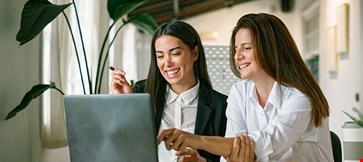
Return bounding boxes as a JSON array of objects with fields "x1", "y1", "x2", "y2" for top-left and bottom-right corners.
[{"x1": 342, "y1": 108, "x2": 363, "y2": 162}]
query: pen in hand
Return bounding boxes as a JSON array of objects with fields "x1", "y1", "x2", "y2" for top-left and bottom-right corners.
[{"x1": 109, "y1": 66, "x2": 134, "y2": 90}]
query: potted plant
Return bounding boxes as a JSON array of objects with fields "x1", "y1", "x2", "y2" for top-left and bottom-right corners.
[
  {"x1": 342, "y1": 107, "x2": 363, "y2": 161},
  {"x1": 343, "y1": 107, "x2": 363, "y2": 127},
  {"x1": 5, "y1": 0, "x2": 158, "y2": 120}
]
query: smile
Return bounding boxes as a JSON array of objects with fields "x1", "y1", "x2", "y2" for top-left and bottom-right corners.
[
  {"x1": 165, "y1": 68, "x2": 180, "y2": 75},
  {"x1": 238, "y1": 63, "x2": 250, "y2": 70}
]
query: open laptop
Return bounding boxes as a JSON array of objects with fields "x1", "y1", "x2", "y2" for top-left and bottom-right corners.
[{"x1": 63, "y1": 93, "x2": 158, "y2": 162}]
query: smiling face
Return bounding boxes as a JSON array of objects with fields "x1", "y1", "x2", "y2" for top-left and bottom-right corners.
[
  {"x1": 155, "y1": 35, "x2": 198, "y2": 91},
  {"x1": 234, "y1": 28, "x2": 266, "y2": 81}
]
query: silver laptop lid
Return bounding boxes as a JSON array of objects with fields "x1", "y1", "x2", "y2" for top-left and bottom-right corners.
[{"x1": 64, "y1": 93, "x2": 158, "y2": 162}]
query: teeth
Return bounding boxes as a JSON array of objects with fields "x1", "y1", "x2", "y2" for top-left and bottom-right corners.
[
  {"x1": 166, "y1": 69, "x2": 178, "y2": 75},
  {"x1": 239, "y1": 63, "x2": 249, "y2": 69}
]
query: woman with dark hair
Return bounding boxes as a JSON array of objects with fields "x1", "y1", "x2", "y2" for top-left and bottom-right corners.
[
  {"x1": 158, "y1": 13, "x2": 334, "y2": 162},
  {"x1": 111, "y1": 21, "x2": 227, "y2": 162}
]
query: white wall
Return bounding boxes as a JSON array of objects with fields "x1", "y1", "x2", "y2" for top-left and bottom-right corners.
[
  {"x1": 320, "y1": 0, "x2": 363, "y2": 141},
  {"x1": 0, "y1": 0, "x2": 42, "y2": 162},
  {"x1": 183, "y1": 0, "x2": 302, "y2": 48}
]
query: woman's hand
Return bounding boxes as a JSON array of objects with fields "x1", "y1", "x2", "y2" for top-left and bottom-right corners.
[
  {"x1": 110, "y1": 68, "x2": 132, "y2": 94},
  {"x1": 157, "y1": 128, "x2": 201, "y2": 151},
  {"x1": 176, "y1": 149, "x2": 206, "y2": 162},
  {"x1": 226, "y1": 135, "x2": 255, "y2": 162}
]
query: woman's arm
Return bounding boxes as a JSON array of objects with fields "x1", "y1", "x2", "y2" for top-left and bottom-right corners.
[
  {"x1": 225, "y1": 83, "x2": 248, "y2": 137},
  {"x1": 157, "y1": 128, "x2": 235, "y2": 157},
  {"x1": 198, "y1": 135, "x2": 235, "y2": 157}
]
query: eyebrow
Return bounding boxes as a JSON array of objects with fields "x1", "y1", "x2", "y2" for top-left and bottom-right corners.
[
  {"x1": 241, "y1": 43, "x2": 252, "y2": 45},
  {"x1": 155, "y1": 47, "x2": 182, "y2": 53},
  {"x1": 234, "y1": 43, "x2": 253, "y2": 47}
]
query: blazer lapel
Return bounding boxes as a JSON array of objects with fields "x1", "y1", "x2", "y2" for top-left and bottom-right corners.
[{"x1": 194, "y1": 84, "x2": 212, "y2": 135}]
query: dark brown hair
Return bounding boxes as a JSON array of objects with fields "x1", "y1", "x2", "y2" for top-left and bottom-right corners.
[
  {"x1": 229, "y1": 13, "x2": 329, "y2": 126},
  {"x1": 145, "y1": 21, "x2": 212, "y2": 110}
]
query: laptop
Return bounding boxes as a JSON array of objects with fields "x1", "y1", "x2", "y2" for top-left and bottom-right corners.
[{"x1": 63, "y1": 93, "x2": 158, "y2": 162}]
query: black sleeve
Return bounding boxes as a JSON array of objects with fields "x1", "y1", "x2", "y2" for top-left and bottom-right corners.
[{"x1": 132, "y1": 79, "x2": 146, "y2": 93}]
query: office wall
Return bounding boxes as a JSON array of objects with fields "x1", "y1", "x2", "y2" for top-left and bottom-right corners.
[
  {"x1": 320, "y1": 0, "x2": 363, "y2": 141},
  {"x1": 0, "y1": 0, "x2": 42, "y2": 162},
  {"x1": 184, "y1": 0, "x2": 302, "y2": 47}
]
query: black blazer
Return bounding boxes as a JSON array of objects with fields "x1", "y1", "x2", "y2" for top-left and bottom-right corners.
[{"x1": 133, "y1": 80, "x2": 227, "y2": 162}]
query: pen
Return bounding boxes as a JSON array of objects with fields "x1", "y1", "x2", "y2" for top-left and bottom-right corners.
[{"x1": 109, "y1": 66, "x2": 115, "y2": 71}]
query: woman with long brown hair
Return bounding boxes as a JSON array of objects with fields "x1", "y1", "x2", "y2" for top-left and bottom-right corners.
[
  {"x1": 111, "y1": 21, "x2": 227, "y2": 162},
  {"x1": 158, "y1": 13, "x2": 333, "y2": 162}
]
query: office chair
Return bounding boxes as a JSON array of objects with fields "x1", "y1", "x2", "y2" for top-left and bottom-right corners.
[{"x1": 330, "y1": 131, "x2": 342, "y2": 162}]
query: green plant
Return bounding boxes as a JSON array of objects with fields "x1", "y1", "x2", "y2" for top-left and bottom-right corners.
[
  {"x1": 343, "y1": 107, "x2": 363, "y2": 127},
  {"x1": 6, "y1": 0, "x2": 158, "y2": 120}
]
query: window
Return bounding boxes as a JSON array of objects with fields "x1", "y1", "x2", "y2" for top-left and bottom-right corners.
[
  {"x1": 41, "y1": 0, "x2": 105, "y2": 148},
  {"x1": 302, "y1": 1, "x2": 320, "y2": 82}
]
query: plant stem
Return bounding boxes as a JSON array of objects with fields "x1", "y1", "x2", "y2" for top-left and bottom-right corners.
[
  {"x1": 94, "y1": 22, "x2": 116, "y2": 94},
  {"x1": 72, "y1": 0, "x2": 92, "y2": 94},
  {"x1": 97, "y1": 23, "x2": 126, "y2": 93},
  {"x1": 62, "y1": 11, "x2": 86, "y2": 95},
  {"x1": 53, "y1": 87, "x2": 65, "y2": 95}
]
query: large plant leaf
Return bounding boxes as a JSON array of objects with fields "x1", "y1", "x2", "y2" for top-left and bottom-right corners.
[
  {"x1": 126, "y1": 13, "x2": 158, "y2": 35},
  {"x1": 6, "y1": 82, "x2": 64, "y2": 120},
  {"x1": 107, "y1": 0, "x2": 147, "y2": 21},
  {"x1": 16, "y1": 0, "x2": 72, "y2": 46}
]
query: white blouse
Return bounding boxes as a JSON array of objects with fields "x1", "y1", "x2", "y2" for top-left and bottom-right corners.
[
  {"x1": 225, "y1": 80, "x2": 334, "y2": 162},
  {"x1": 158, "y1": 81, "x2": 200, "y2": 162}
]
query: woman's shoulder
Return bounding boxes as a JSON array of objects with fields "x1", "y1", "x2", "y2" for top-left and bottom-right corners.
[
  {"x1": 200, "y1": 83, "x2": 227, "y2": 98},
  {"x1": 132, "y1": 79, "x2": 146, "y2": 93},
  {"x1": 280, "y1": 84, "x2": 307, "y2": 99},
  {"x1": 278, "y1": 84, "x2": 311, "y2": 107},
  {"x1": 134, "y1": 79, "x2": 146, "y2": 85},
  {"x1": 229, "y1": 80, "x2": 252, "y2": 95},
  {"x1": 199, "y1": 83, "x2": 228, "y2": 103},
  {"x1": 209, "y1": 88, "x2": 228, "y2": 99}
]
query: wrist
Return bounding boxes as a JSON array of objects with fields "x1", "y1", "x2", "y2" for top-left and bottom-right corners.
[{"x1": 194, "y1": 135, "x2": 204, "y2": 150}]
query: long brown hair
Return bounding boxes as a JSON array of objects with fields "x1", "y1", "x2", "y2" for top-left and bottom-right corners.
[
  {"x1": 229, "y1": 13, "x2": 329, "y2": 126},
  {"x1": 145, "y1": 21, "x2": 212, "y2": 110}
]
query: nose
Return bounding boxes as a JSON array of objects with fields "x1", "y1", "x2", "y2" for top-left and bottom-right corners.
[
  {"x1": 165, "y1": 54, "x2": 173, "y2": 67},
  {"x1": 234, "y1": 47, "x2": 244, "y2": 60}
]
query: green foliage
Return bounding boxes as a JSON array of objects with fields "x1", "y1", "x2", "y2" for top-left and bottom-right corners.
[
  {"x1": 16, "y1": 0, "x2": 72, "y2": 45},
  {"x1": 6, "y1": 82, "x2": 64, "y2": 119},
  {"x1": 343, "y1": 107, "x2": 363, "y2": 127},
  {"x1": 108, "y1": 0, "x2": 146, "y2": 21},
  {"x1": 126, "y1": 13, "x2": 159, "y2": 35},
  {"x1": 6, "y1": 0, "x2": 158, "y2": 120}
]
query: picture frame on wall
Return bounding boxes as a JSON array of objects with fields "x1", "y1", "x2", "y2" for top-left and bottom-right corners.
[
  {"x1": 337, "y1": 3, "x2": 349, "y2": 54},
  {"x1": 327, "y1": 26, "x2": 338, "y2": 74}
]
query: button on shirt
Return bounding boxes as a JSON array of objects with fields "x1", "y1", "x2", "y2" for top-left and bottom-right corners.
[
  {"x1": 224, "y1": 80, "x2": 333, "y2": 162},
  {"x1": 158, "y1": 81, "x2": 200, "y2": 162}
]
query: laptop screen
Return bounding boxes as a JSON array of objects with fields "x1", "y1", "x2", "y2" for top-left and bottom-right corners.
[{"x1": 63, "y1": 93, "x2": 158, "y2": 162}]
